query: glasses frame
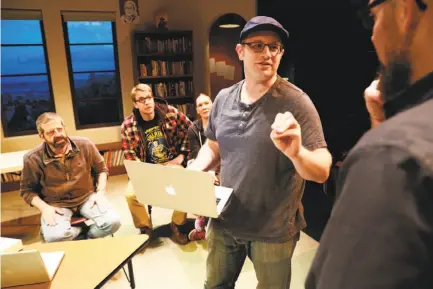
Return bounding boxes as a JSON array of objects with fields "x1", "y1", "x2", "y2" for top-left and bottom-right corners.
[
  {"x1": 241, "y1": 41, "x2": 284, "y2": 55},
  {"x1": 134, "y1": 95, "x2": 154, "y2": 104}
]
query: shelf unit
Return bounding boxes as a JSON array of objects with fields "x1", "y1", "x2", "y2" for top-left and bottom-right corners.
[
  {"x1": 133, "y1": 29, "x2": 196, "y2": 120},
  {"x1": 95, "y1": 141, "x2": 126, "y2": 176}
]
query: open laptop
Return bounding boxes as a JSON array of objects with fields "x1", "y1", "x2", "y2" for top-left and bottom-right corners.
[
  {"x1": 124, "y1": 160, "x2": 233, "y2": 218},
  {"x1": 1, "y1": 249, "x2": 64, "y2": 287}
]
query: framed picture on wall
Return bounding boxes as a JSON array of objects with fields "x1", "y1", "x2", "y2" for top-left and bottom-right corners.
[{"x1": 119, "y1": 0, "x2": 140, "y2": 24}]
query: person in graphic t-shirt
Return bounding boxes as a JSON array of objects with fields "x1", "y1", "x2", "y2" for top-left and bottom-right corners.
[{"x1": 120, "y1": 83, "x2": 192, "y2": 245}]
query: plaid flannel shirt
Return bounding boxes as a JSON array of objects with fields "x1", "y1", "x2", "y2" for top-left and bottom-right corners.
[{"x1": 120, "y1": 104, "x2": 192, "y2": 164}]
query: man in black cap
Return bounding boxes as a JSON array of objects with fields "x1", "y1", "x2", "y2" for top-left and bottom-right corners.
[
  {"x1": 306, "y1": 0, "x2": 433, "y2": 288},
  {"x1": 188, "y1": 16, "x2": 331, "y2": 288}
]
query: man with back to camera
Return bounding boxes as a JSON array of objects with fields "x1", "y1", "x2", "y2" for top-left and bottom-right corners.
[
  {"x1": 188, "y1": 16, "x2": 332, "y2": 289},
  {"x1": 306, "y1": 0, "x2": 433, "y2": 288}
]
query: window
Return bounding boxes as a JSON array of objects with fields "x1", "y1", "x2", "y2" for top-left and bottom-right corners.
[
  {"x1": 62, "y1": 12, "x2": 123, "y2": 129},
  {"x1": 1, "y1": 10, "x2": 55, "y2": 137}
]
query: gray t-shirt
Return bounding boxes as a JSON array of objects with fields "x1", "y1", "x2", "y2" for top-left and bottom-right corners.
[{"x1": 205, "y1": 76, "x2": 327, "y2": 242}]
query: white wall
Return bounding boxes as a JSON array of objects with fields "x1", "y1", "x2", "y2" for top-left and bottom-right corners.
[{"x1": 1, "y1": 0, "x2": 255, "y2": 153}]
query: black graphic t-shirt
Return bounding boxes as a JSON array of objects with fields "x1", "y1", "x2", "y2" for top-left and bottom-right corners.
[{"x1": 138, "y1": 115, "x2": 173, "y2": 164}]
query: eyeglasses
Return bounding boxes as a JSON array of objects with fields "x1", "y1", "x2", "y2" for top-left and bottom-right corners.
[
  {"x1": 135, "y1": 96, "x2": 153, "y2": 103},
  {"x1": 241, "y1": 41, "x2": 284, "y2": 55},
  {"x1": 358, "y1": 0, "x2": 428, "y2": 29}
]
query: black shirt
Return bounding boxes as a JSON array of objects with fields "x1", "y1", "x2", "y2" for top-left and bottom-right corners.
[
  {"x1": 305, "y1": 71, "x2": 433, "y2": 289},
  {"x1": 137, "y1": 113, "x2": 173, "y2": 164}
]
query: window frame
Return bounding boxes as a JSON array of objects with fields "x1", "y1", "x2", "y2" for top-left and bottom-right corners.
[
  {"x1": 1, "y1": 18, "x2": 56, "y2": 137},
  {"x1": 62, "y1": 18, "x2": 123, "y2": 130}
]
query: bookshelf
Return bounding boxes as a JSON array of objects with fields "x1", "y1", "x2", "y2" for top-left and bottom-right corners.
[
  {"x1": 1, "y1": 173, "x2": 21, "y2": 193},
  {"x1": 95, "y1": 142, "x2": 126, "y2": 176},
  {"x1": 0, "y1": 142, "x2": 126, "y2": 193},
  {"x1": 133, "y1": 29, "x2": 196, "y2": 120}
]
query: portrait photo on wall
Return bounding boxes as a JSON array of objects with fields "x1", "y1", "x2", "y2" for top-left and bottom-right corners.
[{"x1": 119, "y1": 0, "x2": 140, "y2": 24}]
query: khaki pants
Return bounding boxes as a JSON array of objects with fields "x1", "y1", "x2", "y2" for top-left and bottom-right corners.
[{"x1": 125, "y1": 181, "x2": 187, "y2": 229}]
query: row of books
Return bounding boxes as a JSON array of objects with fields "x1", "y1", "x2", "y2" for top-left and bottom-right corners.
[
  {"x1": 136, "y1": 37, "x2": 192, "y2": 54},
  {"x1": 1, "y1": 172, "x2": 21, "y2": 183},
  {"x1": 102, "y1": 149, "x2": 124, "y2": 169},
  {"x1": 173, "y1": 103, "x2": 196, "y2": 120},
  {"x1": 139, "y1": 61, "x2": 193, "y2": 77},
  {"x1": 151, "y1": 80, "x2": 193, "y2": 98}
]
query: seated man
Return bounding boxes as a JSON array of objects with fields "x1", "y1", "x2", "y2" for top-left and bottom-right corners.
[
  {"x1": 20, "y1": 112, "x2": 121, "y2": 242},
  {"x1": 121, "y1": 83, "x2": 192, "y2": 245},
  {"x1": 187, "y1": 93, "x2": 220, "y2": 241}
]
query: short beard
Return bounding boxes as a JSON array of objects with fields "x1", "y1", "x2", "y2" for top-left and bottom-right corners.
[
  {"x1": 378, "y1": 52, "x2": 412, "y2": 103},
  {"x1": 49, "y1": 136, "x2": 68, "y2": 149},
  {"x1": 54, "y1": 137, "x2": 67, "y2": 148}
]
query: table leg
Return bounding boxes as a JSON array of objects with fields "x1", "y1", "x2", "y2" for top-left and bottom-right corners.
[{"x1": 127, "y1": 259, "x2": 135, "y2": 289}]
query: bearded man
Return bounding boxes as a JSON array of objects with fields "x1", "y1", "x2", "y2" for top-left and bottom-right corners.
[{"x1": 20, "y1": 112, "x2": 121, "y2": 242}]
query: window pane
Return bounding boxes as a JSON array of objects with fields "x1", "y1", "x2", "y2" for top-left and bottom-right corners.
[
  {"x1": 1, "y1": 20, "x2": 43, "y2": 45},
  {"x1": 1, "y1": 46, "x2": 47, "y2": 75},
  {"x1": 67, "y1": 21, "x2": 113, "y2": 44},
  {"x1": 1, "y1": 75, "x2": 54, "y2": 134},
  {"x1": 70, "y1": 45, "x2": 115, "y2": 72},
  {"x1": 76, "y1": 99, "x2": 121, "y2": 126},
  {"x1": 73, "y1": 72, "x2": 118, "y2": 99}
]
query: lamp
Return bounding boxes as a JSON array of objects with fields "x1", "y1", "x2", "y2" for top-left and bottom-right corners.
[{"x1": 218, "y1": 14, "x2": 241, "y2": 28}]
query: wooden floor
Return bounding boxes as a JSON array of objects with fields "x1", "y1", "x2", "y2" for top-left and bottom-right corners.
[{"x1": 1, "y1": 174, "x2": 319, "y2": 289}]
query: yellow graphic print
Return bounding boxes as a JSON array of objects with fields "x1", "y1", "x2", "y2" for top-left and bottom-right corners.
[{"x1": 145, "y1": 126, "x2": 171, "y2": 163}]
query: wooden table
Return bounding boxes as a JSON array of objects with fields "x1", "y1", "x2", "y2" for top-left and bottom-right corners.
[
  {"x1": 6, "y1": 235, "x2": 149, "y2": 289},
  {"x1": 0, "y1": 150, "x2": 28, "y2": 174}
]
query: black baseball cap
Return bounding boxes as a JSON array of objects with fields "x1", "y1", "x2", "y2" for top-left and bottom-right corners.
[{"x1": 240, "y1": 16, "x2": 289, "y2": 46}]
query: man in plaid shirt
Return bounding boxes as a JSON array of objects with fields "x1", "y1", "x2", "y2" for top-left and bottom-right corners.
[{"x1": 121, "y1": 83, "x2": 192, "y2": 245}]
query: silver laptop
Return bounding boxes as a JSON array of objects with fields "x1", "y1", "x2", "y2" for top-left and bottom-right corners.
[{"x1": 124, "y1": 160, "x2": 233, "y2": 218}]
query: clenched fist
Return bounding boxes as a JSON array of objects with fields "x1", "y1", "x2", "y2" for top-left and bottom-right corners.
[{"x1": 270, "y1": 112, "x2": 302, "y2": 159}]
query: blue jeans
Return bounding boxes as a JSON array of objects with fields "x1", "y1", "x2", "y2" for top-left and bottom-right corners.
[
  {"x1": 41, "y1": 193, "x2": 121, "y2": 242},
  {"x1": 205, "y1": 220, "x2": 298, "y2": 289}
]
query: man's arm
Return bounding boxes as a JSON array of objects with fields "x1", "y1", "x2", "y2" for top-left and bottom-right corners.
[
  {"x1": 187, "y1": 139, "x2": 220, "y2": 172},
  {"x1": 306, "y1": 147, "x2": 433, "y2": 289},
  {"x1": 165, "y1": 109, "x2": 192, "y2": 166},
  {"x1": 20, "y1": 155, "x2": 42, "y2": 206},
  {"x1": 291, "y1": 147, "x2": 332, "y2": 183},
  {"x1": 187, "y1": 125, "x2": 201, "y2": 161},
  {"x1": 88, "y1": 141, "x2": 110, "y2": 207},
  {"x1": 271, "y1": 94, "x2": 331, "y2": 183},
  {"x1": 30, "y1": 196, "x2": 50, "y2": 212},
  {"x1": 120, "y1": 122, "x2": 141, "y2": 161},
  {"x1": 88, "y1": 141, "x2": 109, "y2": 191},
  {"x1": 176, "y1": 110, "x2": 192, "y2": 161},
  {"x1": 95, "y1": 172, "x2": 108, "y2": 192},
  {"x1": 20, "y1": 154, "x2": 64, "y2": 225}
]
